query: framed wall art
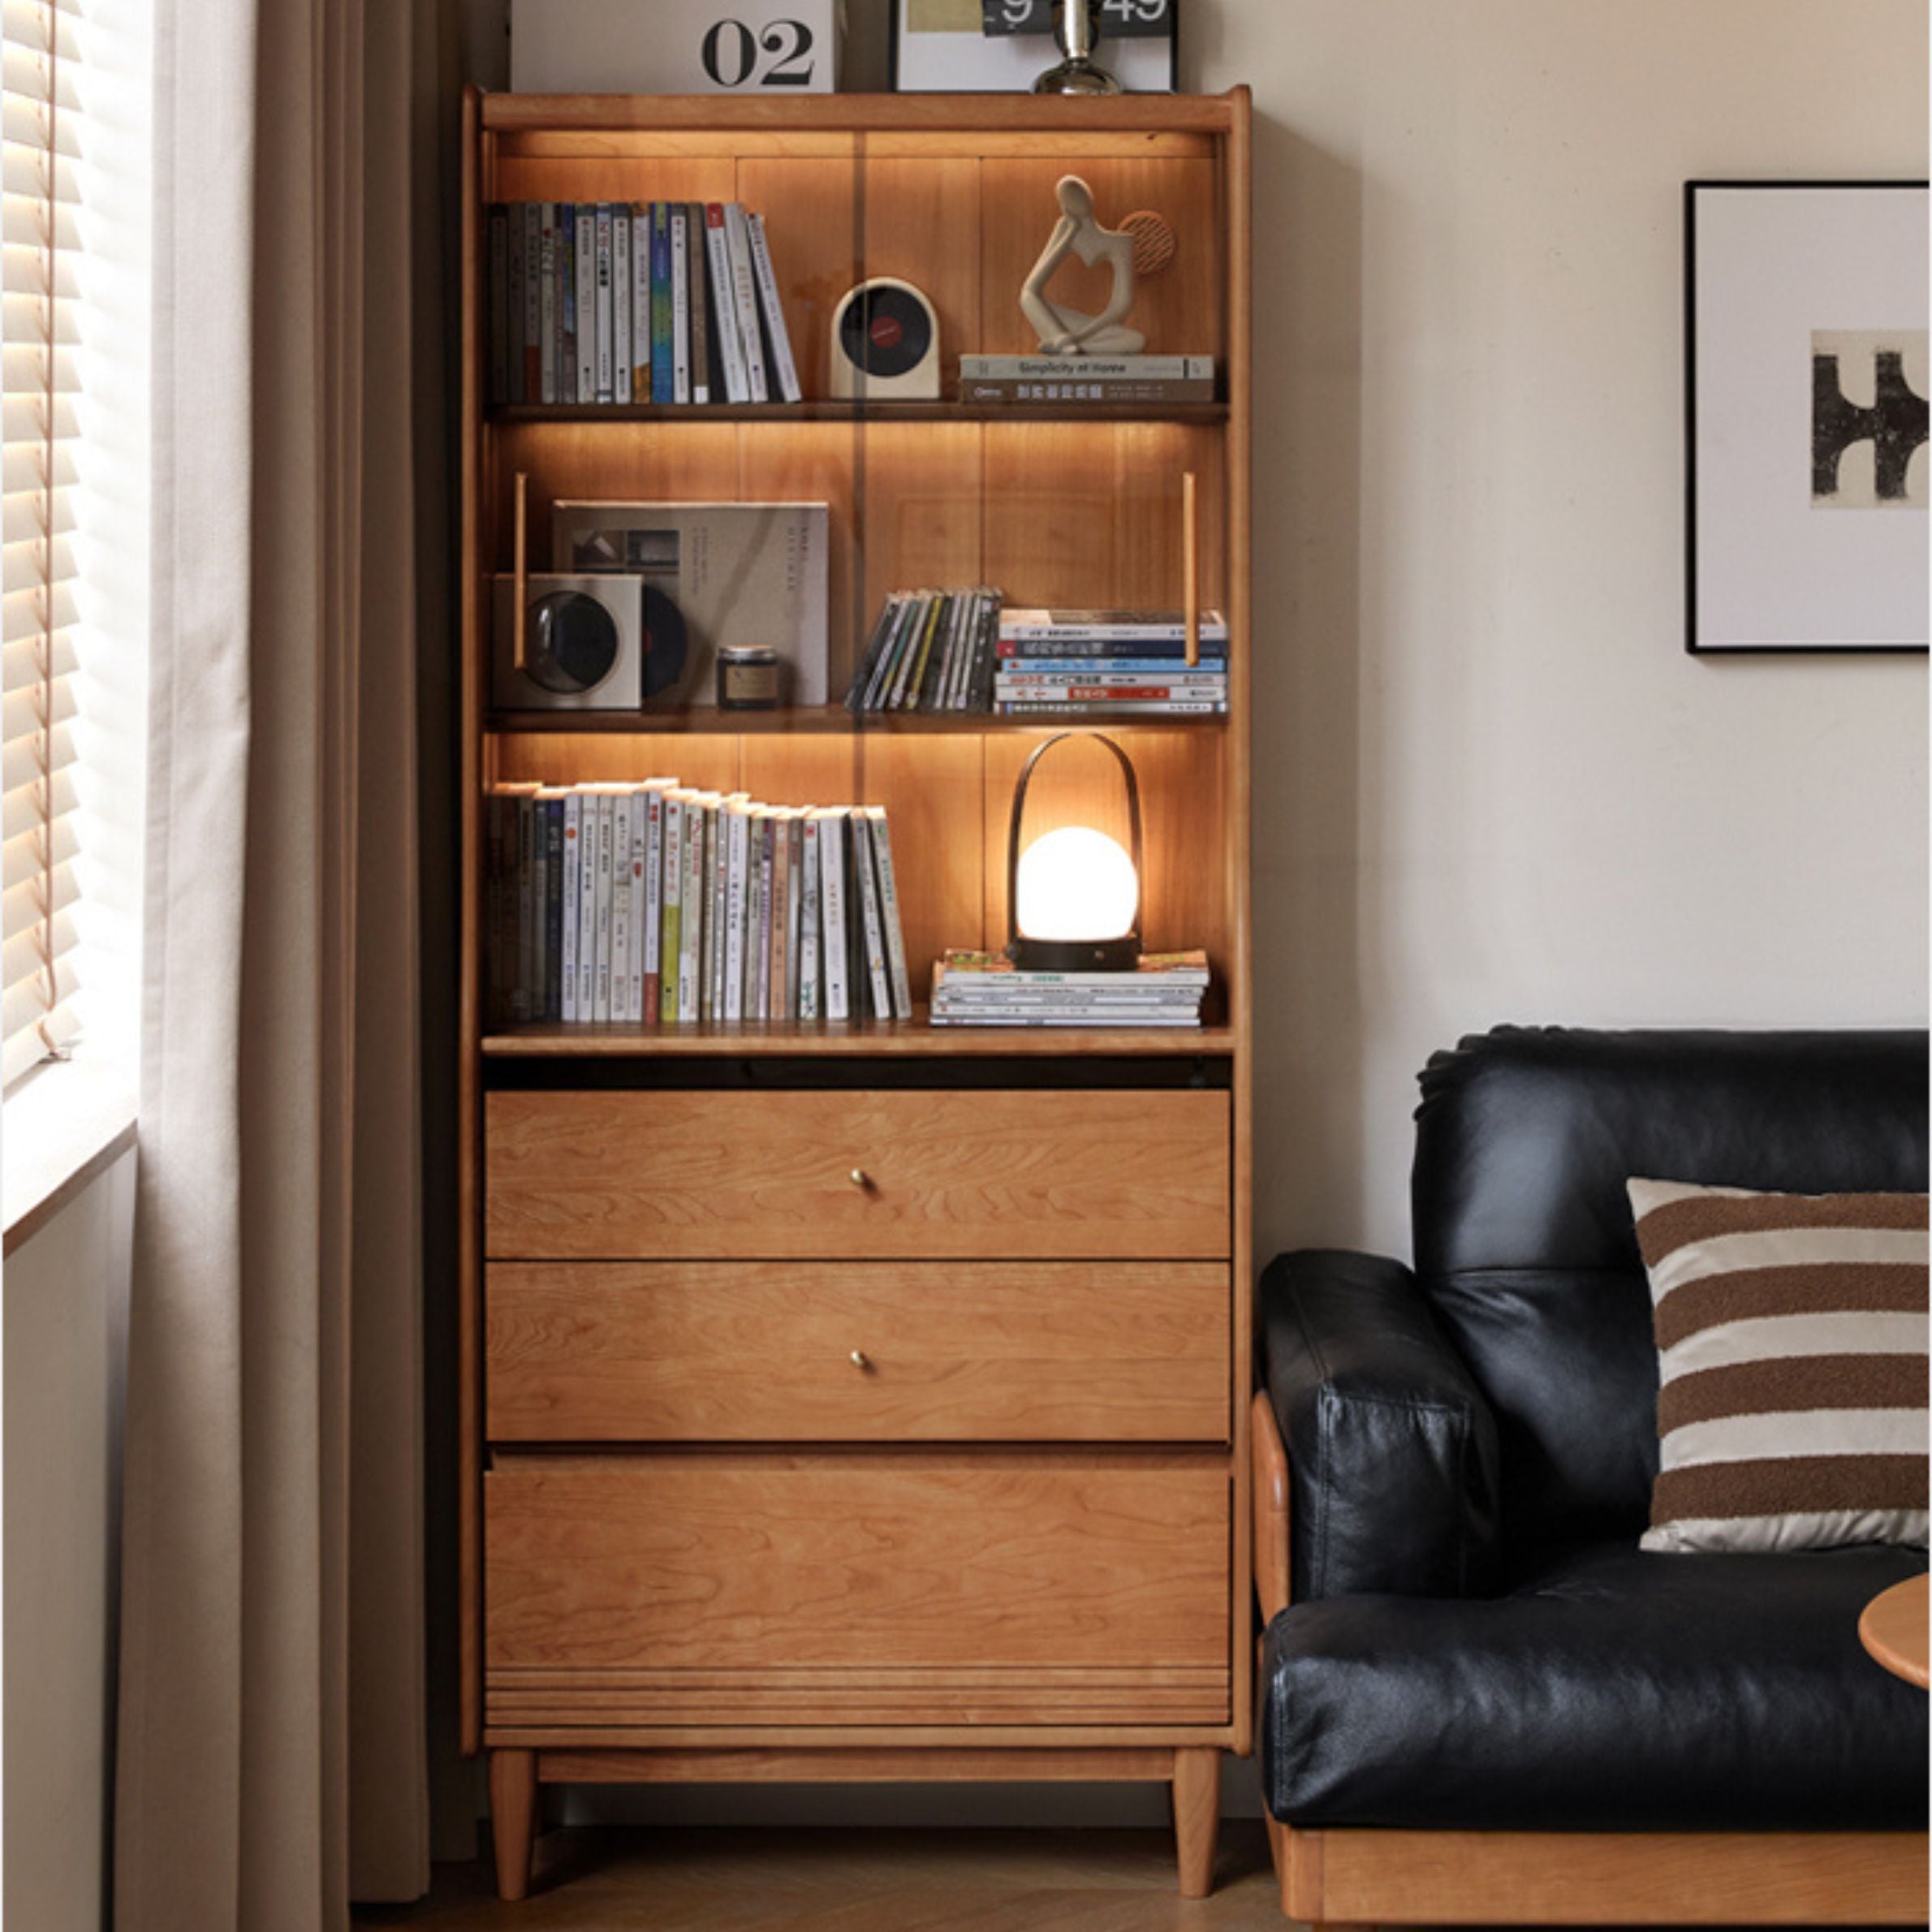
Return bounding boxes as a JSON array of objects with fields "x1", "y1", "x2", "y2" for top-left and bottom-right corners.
[{"x1": 1685, "y1": 180, "x2": 1929, "y2": 653}]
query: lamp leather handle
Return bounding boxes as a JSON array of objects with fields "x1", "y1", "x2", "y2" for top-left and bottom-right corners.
[{"x1": 1004, "y1": 731, "x2": 1144, "y2": 955}]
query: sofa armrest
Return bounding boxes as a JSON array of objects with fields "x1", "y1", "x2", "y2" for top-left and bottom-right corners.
[{"x1": 1262, "y1": 1248, "x2": 1501, "y2": 1601}]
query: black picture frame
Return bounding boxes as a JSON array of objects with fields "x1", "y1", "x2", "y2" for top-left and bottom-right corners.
[
  {"x1": 888, "y1": 0, "x2": 1179, "y2": 94},
  {"x1": 1684, "y1": 178, "x2": 1930, "y2": 656}
]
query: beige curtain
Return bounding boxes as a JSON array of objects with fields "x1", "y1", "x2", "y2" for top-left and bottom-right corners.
[{"x1": 114, "y1": 0, "x2": 433, "y2": 1921}]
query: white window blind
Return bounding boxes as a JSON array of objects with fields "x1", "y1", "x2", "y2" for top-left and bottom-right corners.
[{"x1": 2, "y1": 0, "x2": 146, "y2": 1093}]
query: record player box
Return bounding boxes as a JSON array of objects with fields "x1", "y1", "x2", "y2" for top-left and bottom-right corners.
[{"x1": 552, "y1": 500, "x2": 830, "y2": 708}]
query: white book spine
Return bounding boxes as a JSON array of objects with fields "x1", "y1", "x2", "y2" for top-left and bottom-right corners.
[
  {"x1": 746, "y1": 212, "x2": 801, "y2": 403},
  {"x1": 641, "y1": 786, "x2": 665, "y2": 1022},
  {"x1": 799, "y1": 817, "x2": 822, "y2": 1020},
  {"x1": 868, "y1": 807, "x2": 912, "y2": 1020},
  {"x1": 591, "y1": 792, "x2": 613, "y2": 1021},
  {"x1": 559, "y1": 793, "x2": 581, "y2": 1022},
  {"x1": 537, "y1": 205, "x2": 558, "y2": 405},
  {"x1": 630, "y1": 207, "x2": 651, "y2": 400},
  {"x1": 593, "y1": 205, "x2": 614, "y2": 403},
  {"x1": 575, "y1": 789, "x2": 597, "y2": 1020},
  {"x1": 698, "y1": 801, "x2": 721, "y2": 1022},
  {"x1": 753, "y1": 813, "x2": 774, "y2": 1022},
  {"x1": 784, "y1": 815, "x2": 804, "y2": 1019},
  {"x1": 710, "y1": 801, "x2": 731, "y2": 1020},
  {"x1": 625, "y1": 790, "x2": 647, "y2": 1022},
  {"x1": 817, "y1": 810, "x2": 849, "y2": 1021},
  {"x1": 721, "y1": 204, "x2": 767, "y2": 402},
  {"x1": 660, "y1": 796, "x2": 684, "y2": 1024},
  {"x1": 850, "y1": 814, "x2": 891, "y2": 1020},
  {"x1": 671, "y1": 209, "x2": 691, "y2": 405},
  {"x1": 574, "y1": 205, "x2": 597, "y2": 403},
  {"x1": 725, "y1": 805, "x2": 749, "y2": 1022},
  {"x1": 611, "y1": 210, "x2": 632, "y2": 405},
  {"x1": 609, "y1": 792, "x2": 634, "y2": 1023},
  {"x1": 703, "y1": 205, "x2": 749, "y2": 404},
  {"x1": 678, "y1": 800, "x2": 702, "y2": 1023}
]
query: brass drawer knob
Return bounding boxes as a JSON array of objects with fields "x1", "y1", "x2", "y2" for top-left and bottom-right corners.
[
  {"x1": 849, "y1": 1349, "x2": 870, "y2": 1370},
  {"x1": 848, "y1": 1167, "x2": 870, "y2": 1189}
]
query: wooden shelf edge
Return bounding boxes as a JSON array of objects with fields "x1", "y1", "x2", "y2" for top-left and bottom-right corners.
[
  {"x1": 485, "y1": 705, "x2": 1229, "y2": 735},
  {"x1": 483, "y1": 1020, "x2": 1236, "y2": 1059},
  {"x1": 479, "y1": 90, "x2": 1243, "y2": 136},
  {"x1": 489, "y1": 402, "x2": 1227, "y2": 426}
]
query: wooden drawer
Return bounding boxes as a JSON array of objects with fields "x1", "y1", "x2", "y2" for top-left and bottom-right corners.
[
  {"x1": 484, "y1": 1451, "x2": 1231, "y2": 1730},
  {"x1": 485, "y1": 1089, "x2": 1230, "y2": 1261},
  {"x1": 486, "y1": 1261, "x2": 1230, "y2": 1443}
]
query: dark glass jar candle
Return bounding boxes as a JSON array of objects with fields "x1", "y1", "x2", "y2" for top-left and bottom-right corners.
[{"x1": 717, "y1": 644, "x2": 780, "y2": 710}]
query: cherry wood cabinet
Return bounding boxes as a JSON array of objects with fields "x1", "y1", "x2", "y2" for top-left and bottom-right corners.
[{"x1": 457, "y1": 87, "x2": 1253, "y2": 1903}]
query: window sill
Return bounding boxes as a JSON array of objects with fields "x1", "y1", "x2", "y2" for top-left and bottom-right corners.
[{"x1": 2, "y1": 1057, "x2": 138, "y2": 1256}]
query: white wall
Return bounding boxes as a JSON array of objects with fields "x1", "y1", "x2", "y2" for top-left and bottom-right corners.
[
  {"x1": 3, "y1": 1147, "x2": 136, "y2": 1932},
  {"x1": 1184, "y1": 0, "x2": 1930, "y2": 1258}
]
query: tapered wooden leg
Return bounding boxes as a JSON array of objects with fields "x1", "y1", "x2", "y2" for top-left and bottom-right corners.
[
  {"x1": 489, "y1": 1748, "x2": 537, "y2": 1902},
  {"x1": 1172, "y1": 1746, "x2": 1220, "y2": 1898},
  {"x1": 1265, "y1": 1808, "x2": 1292, "y2": 1914}
]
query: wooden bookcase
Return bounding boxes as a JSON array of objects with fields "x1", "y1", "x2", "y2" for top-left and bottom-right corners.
[{"x1": 458, "y1": 86, "x2": 1253, "y2": 1901}]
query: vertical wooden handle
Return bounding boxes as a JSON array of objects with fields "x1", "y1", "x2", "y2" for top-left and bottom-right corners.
[
  {"x1": 512, "y1": 470, "x2": 530, "y2": 672},
  {"x1": 1182, "y1": 469, "x2": 1200, "y2": 668}
]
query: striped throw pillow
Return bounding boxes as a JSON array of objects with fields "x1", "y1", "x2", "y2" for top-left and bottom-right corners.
[{"x1": 1627, "y1": 1179, "x2": 1929, "y2": 1555}]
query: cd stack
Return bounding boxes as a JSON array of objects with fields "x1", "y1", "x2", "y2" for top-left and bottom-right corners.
[
  {"x1": 994, "y1": 609, "x2": 1230, "y2": 717},
  {"x1": 929, "y1": 950, "x2": 1210, "y2": 1029}
]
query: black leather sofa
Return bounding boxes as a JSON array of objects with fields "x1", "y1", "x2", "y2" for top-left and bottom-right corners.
[{"x1": 1253, "y1": 1027, "x2": 1929, "y2": 1927}]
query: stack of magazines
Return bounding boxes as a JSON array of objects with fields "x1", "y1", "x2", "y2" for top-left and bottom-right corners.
[
  {"x1": 486, "y1": 781, "x2": 912, "y2": 1029},
  {"x1": 487, "y1": 199, "x2": 802, "y2": 407},
  {"x1": 845, "y1": 587, "x2": 1003, "y2": 714},
  {"x1": 994, "y1": 609, "x2": 1230, "y2": 717},
  {"x1": 929, "y1": 950, "x2": 1211, "y2": 1029}
]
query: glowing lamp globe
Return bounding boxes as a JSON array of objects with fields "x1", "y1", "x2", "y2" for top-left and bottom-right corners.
[
  {"x1": 1016, "y1": 827, "x2": 1138, "y2": 943},
  {"x1": 1005, "y1": 732, "x2": 1144, "y2": 974}
]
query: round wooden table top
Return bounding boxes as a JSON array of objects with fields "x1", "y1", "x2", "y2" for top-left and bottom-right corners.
[{"x1": 1859, "y1": 1575, "x2": 1930, "y2": 1689}]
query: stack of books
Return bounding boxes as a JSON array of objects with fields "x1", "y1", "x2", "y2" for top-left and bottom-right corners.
[
  {"x1": 486, "y1": 782, "x2": 912, "y2": 1029},
  {"x1": 929, "y1": 951, "x2": 1211, "y2": 1029},
  {"x1": 959, "y1": 355, "x2": 1217, "y2": 406},
  {"x1": 994, "y1": 609, "x2": 1230, "y2": 717},
  {"x1": 487, "y1": 200, "x2": 802, "y2": 407},
  {"x1": 845, "y1": 588, "x2": 1003, "y2": 714}
]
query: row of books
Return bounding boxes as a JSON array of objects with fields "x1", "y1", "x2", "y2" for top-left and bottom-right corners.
[
  {"x1": 845, "y1": 589, "x2": 1003, "y2": 714},
  {"x1": 958, "y1": 355, "x2": 1218, "y2": 407},
  {"x1": 843, "y1": 598, "x2": 1233, "y2": 717},
  {"x1": 485, "y1": 782, "x2": 913, "y2": 1029},
  {"x1": 929, "y1": 951, "x2": 1211, "y2": 1029},
  {"x1": 486, "y1": 200, "x2": 802, "y2": 409},
  {"x1": 993, "y1": 608, "x2": 1230, "y2": 717}
]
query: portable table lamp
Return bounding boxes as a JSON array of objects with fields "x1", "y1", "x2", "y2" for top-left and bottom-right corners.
[{"x1": 1005, "y1": 731, "x2": 1143, "y2": 973}]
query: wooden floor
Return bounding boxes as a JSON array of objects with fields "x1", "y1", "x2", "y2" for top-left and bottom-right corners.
[{"x1": 352, "y1": 1824, "x2": 1288, "y2": 1931}]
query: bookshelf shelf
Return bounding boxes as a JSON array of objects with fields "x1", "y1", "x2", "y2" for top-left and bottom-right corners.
[
  {"x1": 482, "y1": 1015, "x2": 1237, "y2": 1058},
  {"x1": 488, "y1": 401, "x2": 1229, "y2": 426},
  {"x1": 457, "y1": 85, "x2": 1252, "y2": 1908},
  {"x1": 485, "y1": 705, "x2": 1229, "y2": 735}
]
